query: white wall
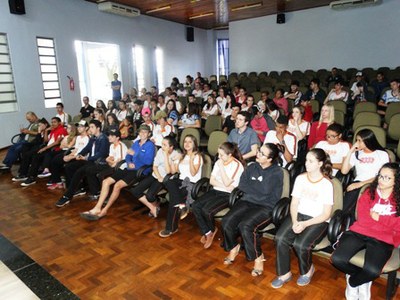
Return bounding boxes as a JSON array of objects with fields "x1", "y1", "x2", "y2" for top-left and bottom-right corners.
[
  {"x1": 0, "y1": 0, "x2": 212, "y2": 148},
  {"x1": 230, "y1": 0, "x2": 400, "y2": 73}
]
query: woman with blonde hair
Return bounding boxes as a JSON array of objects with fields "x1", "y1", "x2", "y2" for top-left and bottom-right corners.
[{"x1": 307, "y1": 104, "x2": 335, "y2": 149}]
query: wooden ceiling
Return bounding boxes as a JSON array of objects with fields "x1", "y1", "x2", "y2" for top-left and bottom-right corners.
[{"x1": 87, "y1": 0, "x2": 334, "y2": 29}]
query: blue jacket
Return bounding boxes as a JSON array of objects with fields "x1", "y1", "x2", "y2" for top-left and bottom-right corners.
[
  {"x1": 79, "y1": 133, "x2": 110, "y2": 164},
  {"x1": 125, "y1": 139, "x2": 155, "y2": 174}
]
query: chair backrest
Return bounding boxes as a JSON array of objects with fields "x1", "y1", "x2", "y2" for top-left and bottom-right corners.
[
  {"x1": 353, "y1": 102, "x2": 377, "y2": 118},
  {"x1": 384, "y1": 102, "x2": 400, "y2": 125},
  {"x1": 310, "y1": 99, "x2": 320, "y2": 114},
  {"x1": 287, "y1": 99, "x2": 295, "y2": 114},
  {"x1": 334, "y1": 110, "x2": 345, "y2": 126},
  {"x1": 330, "y1": 100, "x2": 347, "y2": 115},
  {"x1": 353, "y1": 126, "x2": 386, "y2": 148},
  {"x1": 397, "y1": 140, "x2": 400, "y2": 160},
  {"x1": 178, "y1": 96, "x2": 187, "y2": 107},
  {"x1": 72, "y1": 114, "x2": 81, "y2": 124},
  {"x1": 251, "y1": 91, "x2": 261, "y2": 102},
  {"x1": 179, "y1": 128, "x2": 200, "y2": 150},
  {"x1": 352, "y1": 112, "x2": 381, "y2": 132},
  {"x1": 281, "y1": 168, "x2": 290, "y2": 199},
  {"x1": 388, "y1": 113, "x2": 400, "y2": 141},
  {"x1": 204, "y1": 115, "x2": 222, "y2": 136},
  {"x1": 207, "y1": 131, "x2": 228, "y2": 157},
  {"x1": 201, "y1": 154, "x2": 212, "y2": 178},
  {"x1": 386, "y1": 149, "x2": 396, "y2": 163},
  {"x1": 331, "y1": 177, "x2": 343, "y2": 213}
]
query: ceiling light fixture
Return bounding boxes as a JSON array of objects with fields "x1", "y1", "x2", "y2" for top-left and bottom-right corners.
[
  {"x1": 231, "y1": 2, "x2": 262, "y2": 11},
  {"x1": 146, "y1": 5, "x2": 171, "y2": 14},
  {"x1": 189, "y1": 12, "x2": 214, "y2": 19}
]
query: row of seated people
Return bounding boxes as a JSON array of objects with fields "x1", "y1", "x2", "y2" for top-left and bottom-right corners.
[{"x1": 3, "y1": 112, "x2": 398, "y2": 299}]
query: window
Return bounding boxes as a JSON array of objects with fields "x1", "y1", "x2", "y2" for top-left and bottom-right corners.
[
  {"x1": 37, "y1": 37, "x2": 61, "y2": 108},
  {"x1": 74, "y1": 41, "x2": 121, "y2": 104},
  {"x1": 155, "y1": 47, "x2": 165, "y2": 92},
  {"x1": 132, "y1": 45, "x2": 145, "y2": 92},
  {"x1": 0, "y1": 33, "x2": 18, "y2": 113},
  {"x1": 217, "y1": 39, "x2": 229, "y2": 78}
]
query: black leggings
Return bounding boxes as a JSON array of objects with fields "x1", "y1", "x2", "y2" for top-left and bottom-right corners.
[
  {"x1": 331, "y1": 230, "x2": 394, "y2": 287},
  {"x1": 221, "y1": 200, "x2": 272, "y2": 261},
  {"x1": 192, "y1": 189, "x2": 230, "y2": 235},
  {"x1": 274, "y1": 213, "x2": 328, "y2": 276},
  {"x1": 130, "y1": 175, "x2": 164, "y2": 203}
]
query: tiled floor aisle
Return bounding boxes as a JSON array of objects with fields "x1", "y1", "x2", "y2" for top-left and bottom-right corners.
[{"x1": 0, "y1": 261, "x2": 39, "y2": 300}]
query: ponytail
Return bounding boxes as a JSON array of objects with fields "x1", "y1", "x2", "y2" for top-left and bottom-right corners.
[{"x1": 308, "y1": 148, "x2": 333, "y2": 178}]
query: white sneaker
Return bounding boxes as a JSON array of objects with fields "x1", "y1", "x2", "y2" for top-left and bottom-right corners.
[
  {"x1": 358, "y1": 281, "x2": 372, "y2": 300},
  {"x1": 345, "y1": 274, "x2": 359, "y2": 300}
]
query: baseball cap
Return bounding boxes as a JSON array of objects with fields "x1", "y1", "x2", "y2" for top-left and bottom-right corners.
[
  {"x1": 356, "y1": 71, "x2": 363, "y2": 77},
  {"x1": 108, "y1": 129, "x2": 121, "y2": 138},
  {"x1": 141, "y1": 107, "x2": 151, "y2": 115},
  {"x1": 75, "y1": 120, "x2": 88, "y2": 127},
  {"x1": 154, "y1": 110, "x2": 167, "y2": 120}
]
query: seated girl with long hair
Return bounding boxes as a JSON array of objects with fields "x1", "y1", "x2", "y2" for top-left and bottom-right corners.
[
  {"x1": 192, "y1": 142, "x2": 245, "y2": 249},
  {"x1": 331, "y1": 163, "x2": 400, "y2": 300},
  {"x1": 272, "y1": 149, "x2": 333, "y2": 288}
]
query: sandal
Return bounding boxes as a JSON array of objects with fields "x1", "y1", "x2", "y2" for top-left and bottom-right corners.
[
  {"x1": 80, "y1": 210, "x2": 104, "y2": 221},
  {"x1": 251, "y1": 254, "x2": 266, "y2": 277},
  {"x1": 148, "y1": 206, "x2": 160, "y2": 218},
  {"x1": 223, "y1": 245, "x2": 240, "y2": 265}
]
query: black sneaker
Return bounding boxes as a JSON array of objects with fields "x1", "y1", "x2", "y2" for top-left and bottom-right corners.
[
  {"x1": 21, "y1": 178, "x2": 37, "y2": 187},
  {"x1": 55, "y1": 196, "x2": 70, "y2": 207},
  {"x1": 12, "y1": 175, "x2": 28, "y2": 182},
  {"x1": 73, "y1": 188, "x2": 86, "y2": 198}
]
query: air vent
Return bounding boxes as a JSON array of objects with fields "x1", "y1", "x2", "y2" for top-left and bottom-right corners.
[{"x1": 98, "y1": 1, "x2": 140, "y2": 17}]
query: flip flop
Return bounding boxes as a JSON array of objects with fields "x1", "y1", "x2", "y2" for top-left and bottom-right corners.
[{"x1": 80, "y1": 211, "x2": 104, "y2": 221}]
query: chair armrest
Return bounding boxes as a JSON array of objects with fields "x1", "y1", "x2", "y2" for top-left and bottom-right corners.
[
  {"x1": 11, "y1": 133, "x2": 24, "y2": 144},
  {"x1": 229, "y1": 188, "x2": 243, "y2": 207},
  {"x1": 272, "y1": 197, "x2": 291, "y2": 226},
  {"x1": 63, "y1": 147, "x2": 75, "y2": 156},
  {"x1": 327, "y1": 209, "x2": 348, "y2": 244},
  {"x1": 336, "y1": 169, "x2": 354, "y2": 190},
  {"x1": 115, "y1": 159, "x2": 126, "y2": 170},
  {"x1": 191, "y1": 177, "x2": 210, "y2": 200},
  {"x1": 163, "y1": 173, "x2": 180, "y2": 184},
  {"x1": 137, "y1": 164, "x2": 153, "y2": 177}
]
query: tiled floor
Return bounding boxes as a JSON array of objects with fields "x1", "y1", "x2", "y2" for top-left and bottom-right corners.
[
  {"x1": 0, "y1": 261, "x2": 39, "y2": 300},
  {"x1": 0, "y1": 234, "x2": 78, "y2": 299}
]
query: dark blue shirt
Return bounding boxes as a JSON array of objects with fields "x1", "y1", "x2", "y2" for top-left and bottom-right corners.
[
  {"x1": 125, "y1": 139, "x2": 155, "y2": 174},
  {"x1": 79, "y1": 133, "x2": 110, "y2": 164}
]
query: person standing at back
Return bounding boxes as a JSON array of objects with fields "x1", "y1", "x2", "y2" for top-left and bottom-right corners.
[{"x1": 111, "y1": 73, "x2": 122, "y2": 101}]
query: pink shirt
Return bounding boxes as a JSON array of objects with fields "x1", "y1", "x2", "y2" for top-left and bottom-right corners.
[
  {"x1": 273, "y1": 97, "x2": 288, "y2": 115},
  {"x1": 250, "y1": 116, "x2": 269, "y2": 142}
]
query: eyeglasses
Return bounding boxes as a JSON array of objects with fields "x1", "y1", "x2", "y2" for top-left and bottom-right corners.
[
  {"x1": 257, "y1": 149, "x2": 269, "y2": 158},
  {"x1": 378, "y1": 174, "x2": 392, "y2": 182},
  {"x1": 326, "y1": 134, "x2": 339, "y2": 139}
]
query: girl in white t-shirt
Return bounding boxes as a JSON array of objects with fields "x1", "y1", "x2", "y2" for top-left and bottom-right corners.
[
  {"x1": 192, "y1": 142, "x2": 245, "y2": 249},
  {"x1": 159, "y1": 135, "x2": 203, "y2": 238},
  {"x1": 201, "y1": 95, "x2": 219, "y2": 120},
  {"x1": 272, "y1": 149, "x2": 333, "y2": 289},
  {"x1": 131, "y1": 136, "x2": 180, "y2": 218},
  {"x1": 216, "y1": 88, "x2": 227, "y2": 114},
  {"x1": 48, "y1": 122, "x2": 89, "y2": 189},
  {"x1": 288, "y1": 106, "x2": 310, "y2": 142},
  {"x1": 314, "y1": 123, "x2": 350, "y2": 176},
  {"x1": 341, "y1": 128, "x2": 389, "y2": 216}
]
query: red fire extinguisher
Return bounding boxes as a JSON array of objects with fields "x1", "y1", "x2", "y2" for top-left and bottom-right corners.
[{"x1": 67, "y1": 76, "x2": 75, "y2": 91}]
